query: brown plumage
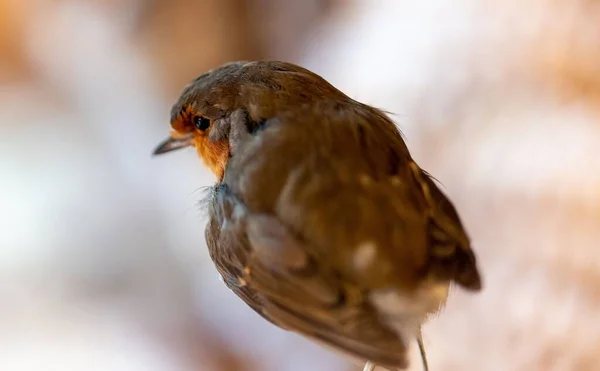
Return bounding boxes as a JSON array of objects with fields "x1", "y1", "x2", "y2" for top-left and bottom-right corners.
[{"x1": 153, "y1": 60, "x2": 482, "y2": 370}]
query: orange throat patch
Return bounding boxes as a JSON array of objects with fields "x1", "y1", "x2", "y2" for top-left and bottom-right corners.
[{"x1": 195, "y1": 135, "x2": 229, "y2": 180}]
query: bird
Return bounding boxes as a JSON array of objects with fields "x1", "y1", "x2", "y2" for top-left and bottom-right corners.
[{"x1": 153, "y1": 60, "x2": 482, "y2": 371}]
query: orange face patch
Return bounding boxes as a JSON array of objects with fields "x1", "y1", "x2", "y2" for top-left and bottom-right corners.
[
  {"x1": 194, "y1": 135, "x2": 229, "y2": 180},
  {"x1": 170, "y1": 105, "x2": 230, "y2": 180},
  {"x1": 171, "y1": 106, "x2": 195, "y2": 133}
]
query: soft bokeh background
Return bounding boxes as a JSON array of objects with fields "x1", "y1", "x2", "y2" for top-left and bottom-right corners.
[{"x1": 2, "y1": 1, "x2": 599, "y2": 370}]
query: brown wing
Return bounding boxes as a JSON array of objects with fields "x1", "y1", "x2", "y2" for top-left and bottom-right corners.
[
  {"x1": 220, "y1": 101, "x2": 480, "y2": 291},
  {"x1": 205, "y1": 184, "x2": 409, "y2": 369}
]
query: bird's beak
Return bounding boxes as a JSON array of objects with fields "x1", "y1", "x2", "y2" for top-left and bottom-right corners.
[{"x1": 152, "y1": 133, "x2": 194, "y2": 155}]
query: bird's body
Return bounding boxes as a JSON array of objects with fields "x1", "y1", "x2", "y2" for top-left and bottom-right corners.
[{"x1": 154, "y1": 61, "x2": 481, "y2": 370}]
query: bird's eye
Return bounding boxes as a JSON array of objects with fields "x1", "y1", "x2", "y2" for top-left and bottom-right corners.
[{"x1": 194, "y1": 116, "x2": 211, "y2": 131}]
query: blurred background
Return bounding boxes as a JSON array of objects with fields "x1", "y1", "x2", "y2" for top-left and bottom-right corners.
[{"x1": 1, "y1": 0, "x2": 600, "y2": 370}]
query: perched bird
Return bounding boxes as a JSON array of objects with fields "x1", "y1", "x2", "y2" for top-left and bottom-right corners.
[{"x1": 153, "y1": 60, "x2": 482, "y2": 370}]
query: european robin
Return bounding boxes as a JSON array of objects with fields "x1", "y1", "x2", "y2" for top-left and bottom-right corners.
[{"x1": 153, "y1": 61, "x2": 482, "y2": 371}]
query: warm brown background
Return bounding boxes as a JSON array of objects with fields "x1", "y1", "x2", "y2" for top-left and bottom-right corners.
[{"x1": 1, "y1": 1, "x2": 599, "y2": 370}]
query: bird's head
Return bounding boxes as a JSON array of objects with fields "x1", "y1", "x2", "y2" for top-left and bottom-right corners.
[{"x1": 153, "y1": 60, "x2": 347, "y2": 180}]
